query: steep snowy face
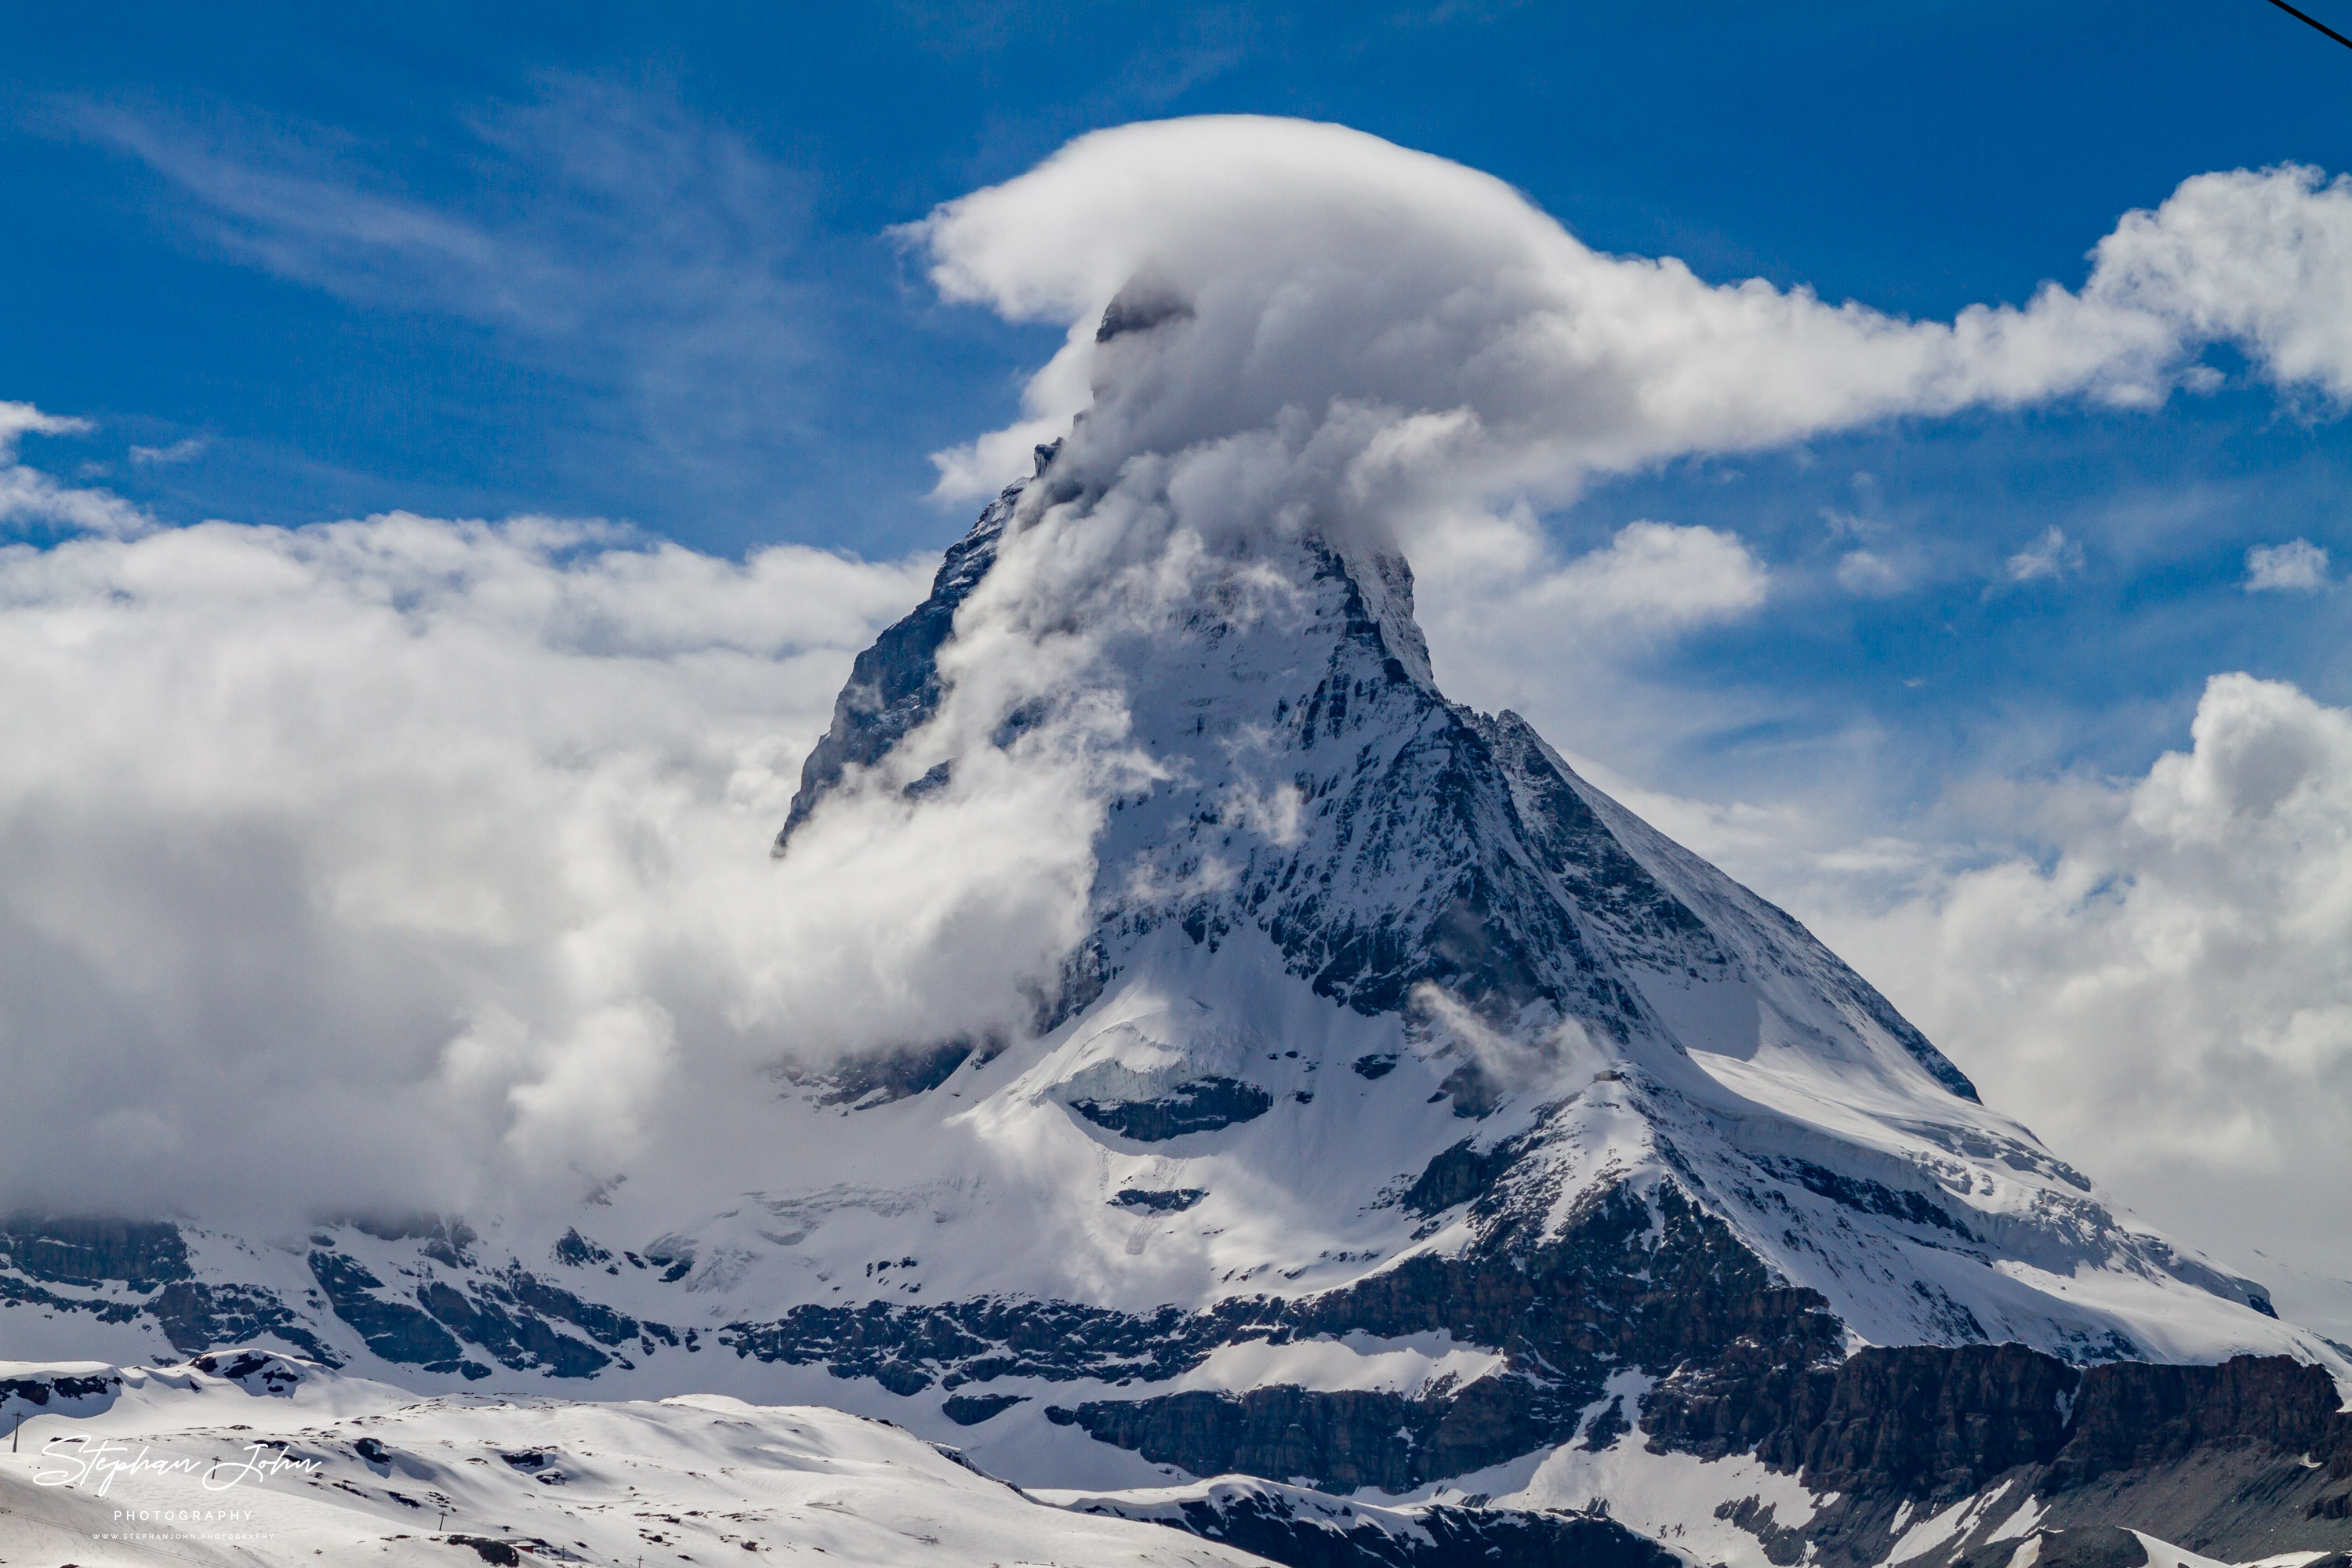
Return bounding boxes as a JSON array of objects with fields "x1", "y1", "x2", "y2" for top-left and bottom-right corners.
[
  {"x1": 783, "y1": 454, "x2": 1974, "y2": 1105},
  {"x1": 768, "y1": 457, "x2": 2311, "y2": 1375}
]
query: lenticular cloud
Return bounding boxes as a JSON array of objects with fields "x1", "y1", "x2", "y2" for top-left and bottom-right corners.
[{"x1": 919, "y1": 118, "x2": 2352, "y2": 521}]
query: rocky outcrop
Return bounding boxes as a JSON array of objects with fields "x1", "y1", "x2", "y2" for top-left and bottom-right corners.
[
  {"x1": 1704, "y1": 1348, "x2": 2352, "y2": 1504},
  {"x1": 0, "y1": 1366, "x2": 120, "y2": 1414},
  {"x1": 0, "y1": 1214, "x2": 191, "y2": 1287},
  {"x1": 1955, "y1": 1528, "x2": 2150, "y2": 1568},
  {"x1": 2054, "y1": 1353, "x2": 2347, "y2": 1485},
  {"x1": 1102, "y1": 1488, "x2": 1686, "y2": 1568},
  {"x1": 1644, "y1": 1349, "x2": 2352, "y2": 1568},
  {"x1": 0, "y1": 1215, "x2": 339, "y2": 1364},
  {"x1": 1072, "y1": 1076, "x2": 1274, "y2": 1140},
  {"x1": 1011, "y1": 1181, "x2": 1844, "y2": 1493}
]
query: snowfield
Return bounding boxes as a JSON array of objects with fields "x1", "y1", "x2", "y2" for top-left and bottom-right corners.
[{"x1": 0, "y1": 1352, "x2": 1275, "y2": 1567}]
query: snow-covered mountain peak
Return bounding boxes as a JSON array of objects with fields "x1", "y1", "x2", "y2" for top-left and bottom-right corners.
[{"x1": 764, "y1": 464, "x2": 2315, "y2": 1381}]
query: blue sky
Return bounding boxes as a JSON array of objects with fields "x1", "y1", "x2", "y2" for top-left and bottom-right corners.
[{"x1": 8, "y1": 0, "x2": 2352, "y2": 815}]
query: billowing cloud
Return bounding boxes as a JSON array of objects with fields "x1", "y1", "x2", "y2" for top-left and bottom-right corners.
[
  {"x1": 916, "y1": 121, "x2": 2352, "y2": 520},
  {"x1": 0, "y1": 502, "x2": 1138, "y2": 1229},
  {"x1": 1762, "y1": 675, "x2": 2352, "y2": 1331}
]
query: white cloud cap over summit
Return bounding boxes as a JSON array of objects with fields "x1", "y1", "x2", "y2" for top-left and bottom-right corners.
[{"x1": 916, "y1": 119, "x2": 2352, "y2": 517}]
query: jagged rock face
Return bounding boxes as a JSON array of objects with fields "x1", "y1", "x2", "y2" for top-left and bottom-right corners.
[
  {"x1": 783, "y1": 458, "x2": 1977, "y2": 1101},
  {"x1": 1069, "y1": 1478, "x2": 1688, "y2": 1568},
  {"x1": 1733, "y1": 1351, "x2": 2352, "y2": 1568}
]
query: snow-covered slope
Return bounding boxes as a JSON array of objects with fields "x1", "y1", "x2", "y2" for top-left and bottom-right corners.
[
  {"x1": 3, "y1": 456, "x2": 2345, "y2": 1549},
  {"x1": 0, "y1": 1351, "x2": 1278, "y2": 1566}
]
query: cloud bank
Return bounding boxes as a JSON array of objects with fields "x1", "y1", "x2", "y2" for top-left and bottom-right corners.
[
  {"x1": 0, "y1": 488, "x2": 1143, "y2": 1227},
  {"x1": 1802, "y1": 675, "x2": 2352, "y2": 1327}
]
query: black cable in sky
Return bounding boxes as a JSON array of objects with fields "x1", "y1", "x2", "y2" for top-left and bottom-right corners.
[{"x1": 2268, "y1": 0, "x2": 2352, "y2": 50}]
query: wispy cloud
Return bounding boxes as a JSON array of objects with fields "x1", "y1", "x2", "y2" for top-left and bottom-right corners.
[
  {"x1": 2005, "y1": 525, "x2": 2082, "y2": 583},
  {"x1": 57, "y1": 78, "x2": 834, "y2": 517},
  {"x1": 129, "y1": 436, "x2": 209, "y2": 465},
  {"x1": 0, "y1": 400, "x2": 150, "y2": 538},
  {"x1": 2245, "y1": 537, "x2": 2329, "y2": 591}
]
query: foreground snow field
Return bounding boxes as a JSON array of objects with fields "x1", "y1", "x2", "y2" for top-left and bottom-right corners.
[{"x1": 0, "y1": 1353, "x2": 1273, "y2": 1567}]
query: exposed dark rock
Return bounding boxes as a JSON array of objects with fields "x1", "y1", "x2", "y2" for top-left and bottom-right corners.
[
  {"x1": 502, "y1": 1269, "x2": 641, "y2": 1348},
  {"x1": 942, "y1": 1392, "x2": 1029, "y2": 1425},
  {"x1": 333, "y1": 1214, "x2": 478, "y2": 1269},
  {"x1": 0, "y1": 1230, "x2": 336, "y2": 1365},
  {"x1": 1096, "y1": 281, "x2": 1194, "y2": 343},
  {"x1": 553, "y1": 1229, "x2": 612, "y2": 1269},
  {"x1": 1773, "y1": 1342, "x2": 2078, "y2": 1497},
  {"x1": 722, "y1": 1295, "x2": 1217, "y2": 1392},
  {"x1": 774, "y1": 479, "x2": 1022, "y2": 851},
  {"x1": 447, "y1": 1537, "x2": 522, "y2": 1566},
  {"x1": 1580, "y1": 1395, "x2": 1630, "y2": 1450},
  {"x1": 414, "y1": 1279, "x2": 609, "y2": 1378},
  {"x1": 1758, "y1": 1156, "x2": 1974, "y2": 1238},
  {"x1": 191, "y1": 1351, "x2": 305, "y2": 1392},
  {"x1": 1070, "y1": 1077, "x2": 1274, "y2": 1141},
  {"x1": 972, "y1": 1181, "x2": 1843, "y2": 1493},
  {"x1": 1350, "y1": 1054, "x2": 1397, "y2": 1080},
  {"x1": 0, "y1": 1370, "x2": 118, "y2": 1407},
  {"x1": 0, "y1": 1266, "x2": 142, "y2": 1324},
  {"x1": 1112, "y1": 1189, "x2": 1207, "y2": 1213},
  {"x1": 2055, "y1": 1354, "x2": 2347, "y2": 1486},
  {"x1": 782, "y1": 1040, "x2": 979, "y2": 1109},
  {"x1": 1399, "y1": 1138, "x2": 1512, "y2": 1216},
  {"x1": 0, "y1": 1215, "x2": 192, "y2": 1287},
  {"x1": 1076, "y1": 1483, "x2": 1686, "y2": 1568},
  {"x1": 1956, "y1": 1529, "x2": 2146, "y2": 1568},
  {"x1": 150, "y1": 1282, "x2": 341, "y2": 1363},
  {"x1": 1065, "y1": 1387, "x2": 1425, "y2": 1494},
  {"x1": 307, "y1": 1251, "x2": 477, "y2": 1375}
]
